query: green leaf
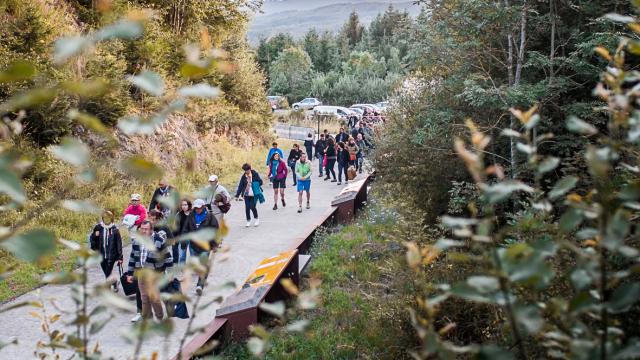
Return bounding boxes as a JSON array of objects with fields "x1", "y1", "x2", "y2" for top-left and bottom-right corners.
[
  {"x1": 467, "y1": 276, "x2": 500, "y2": 293},
  {"x1": 89, "y1": 314, "x2": 114, "y2": 335},
  {"x1": 119, "y1": 155, "x2": 163, "y2": 181},
  {"x1": 569, "y1": 291, "x2": 596, "y2": 313},
  {"x1": 434, "y1": 238, "x2": 465, "y2": 250},
  {"x1": 286, "y1": 319, "x2": 310, "y2": 333},
  {"x1": 559, "y1": 207, "x2": 584, "y2": 233},
  {"x1": 0, "y1": 88, "x2": 57, "y2": 112},
  {"x1": 608, "y1": 282, "x2": 640, "y2": 313},
  {"x1": 54, "y1": 36, "x2": 91, "y2": 64},
  {"x1": 603, "y1": 13, "x2": 636, "y2": 23},
  {"x1": 178, "y1": 83, "x2": 220, "y2": 98},
  {"x1": 0, "y1": 60, "x2": 36, "y2": 83},
  {"x1": 68, "y1": 109, "x2": 109, "y2": 136},
  {"x1": 602, "y1": 210, "x2": 630, "y2": 251},
  {"x1": 1, "y1": 229, "x2": 56, "y2": 262},
  {"x1": 524, "y1": 114, "x2": 540, "y2": 130},
  {"x1": 538, "y1": 157, "x2": 560, "y2": 175},
  {"x1": 480, "y1": 181, "x2": 534, "y2": 204},
  {"x1": 548, "y1": 176, "x2": 578, "y2": 200},
  {"x1": 258, "y1": 301, "x2": 285, "y2": 318},
  {"x1": 0, "y1": 165, "x2": 26, "y2": 204},
  {"x1": 514, "y1": 304, "x2": 543, "y2": 335},
  {"x1": 570, "y1": 269, "x2": 592, "y2": 290},
  {"x1": 475, "y1": 344, "x2": 515, "y2": 360},
  {"x1": 127, "y1": 71, "x2": 165, "y2": 96},
  {"x1": 61, "y1": 199, "x2": 102, "y2": 214},
  {"x1": 62, "y1": 79, "x2": 108, "y2": 98},
  {"x1": 247, "y1": 337, "x2": 265, "y2": 356},
  {"x1": 613, "y1": 338, "x2": 640, "y2": 360},
  {"x1": 180, "y1": 63, "x2": 210, "y2": 79},
  {"x1": 567, "y1": 116, "x2": 598, "y2": 135},
  {"x1": 48, "y1": 137, "x2": 90, "y2": 167},
  {"x1": 117, "y1": 115, "x2": 156, "y2": 135},
  {"x1": 93, "y1": 20, "x2": 144, "y2": 41}
]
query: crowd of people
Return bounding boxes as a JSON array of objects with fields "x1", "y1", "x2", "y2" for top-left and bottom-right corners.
[{"x1": 87, "y1": 121, "x2": 374, "y2": 322}]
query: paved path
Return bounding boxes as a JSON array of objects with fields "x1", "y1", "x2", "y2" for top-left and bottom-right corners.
[{"x1": 0, "y1": 158, "x2": 356, "y2": 359}]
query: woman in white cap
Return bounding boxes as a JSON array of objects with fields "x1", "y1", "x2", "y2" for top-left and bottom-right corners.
[
  {"x1": 123, "y1": 193, "x2": 147, "y2": 228},
  {"x1": 206, "y1": 174, "x2": 231, "y2": 223}
]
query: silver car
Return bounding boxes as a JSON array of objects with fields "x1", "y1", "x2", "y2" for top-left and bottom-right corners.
[{"x1": 292, "y1": 97, "x2": 322, "y2": 111}]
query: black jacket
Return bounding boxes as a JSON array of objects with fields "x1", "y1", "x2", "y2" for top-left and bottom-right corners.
[
  {"x1": 149, "y1": 185, "x2": 174, "y2": 212},
  {"x1": 303, "y1": 139, "x2": 314, "y2": 156},
  {"x1": 288, "y1": 149, "x2": 302, "y2": 165},
  {"x1": 336, "y1": 132, "x2": 349, "y2": 143},
  {"x1": 181, "y1": 209, "x2": 219, "y2": 251},
  {"x1": 337, "y1": 147, "x2": 350, "y2": 165},
  {"x1": 314, "y1": 140, "x2": 326, "y2": 157},
  {"x1": 175, "y1": 211, "x2": 190, "y2": 236},
  {"x1": 90, "y1": 223, "x2": 123, "y2": 264},
  {"x1": 235, "y1": 170, "x2": 263, "y2": 198},
  {"x1": 325, "y1": 143, "x2": 337, "y2": 159}
]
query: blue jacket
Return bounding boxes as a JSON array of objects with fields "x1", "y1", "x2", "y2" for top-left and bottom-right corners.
[{"x1": 265, "y1": 148, "x2": 284, "y2": 165}]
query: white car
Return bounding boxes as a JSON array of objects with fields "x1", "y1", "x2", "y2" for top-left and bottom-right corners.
[
  {"x1": 292, "y1": 98, "x2": 322, "y2": 111},
  {"x1": 314, "y1": 106, "x2": 360, "y2": 122}
]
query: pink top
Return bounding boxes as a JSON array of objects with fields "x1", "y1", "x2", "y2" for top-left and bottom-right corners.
[{"x1": 123, "y1": 204, "x2": 147, "y2": 226}]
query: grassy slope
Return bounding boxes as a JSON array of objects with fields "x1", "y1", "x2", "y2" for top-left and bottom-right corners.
[
  {"x1": 0, "y1": 138, "x2": 295, "y2": 303},
  {"x1": 221, "y1": 206, "x2": 418, "y2": 359}
]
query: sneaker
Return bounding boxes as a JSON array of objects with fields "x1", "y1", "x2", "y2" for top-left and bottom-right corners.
[
  {"x1": 254, "y1": 219, "x2": 260, "y2": 227},
  {"x1": 345, "y1": 181, "x2": 349, "y2": 184},
  {"x1": 298, "y1": 207, "x2": 302, "y2": 213},
  {"x1": 131, "y1": 313, "x2": 142, "y2": 323},
  {"x1": 306, "y1": 202, "x2": 310, "y2": 209},
  {"x1": 318, "y1": 174, "x2": 323, "y2": 177},
  {"x1": 112, "y1": 283, "x2": 119, "y2": 293},
  {"x1": 273, "y1": 204, "x2": 278, "y2": 210},
  {"x1": 246, "y1": 221, "x2": 251, "y2": 227},
  {"x1": 282, "y1": 199, "x2": 286, "y2": 207},
  {"x1": 196, "y1": 286, "x2": 203, "y2": 296},
  {"x1": 324, "y1": 177, "x2": 330, "y2": 181},
  {"x1": 331, "y1": 179, "x2": 337, "y2": 183},
  {"x1": 337, "y1": 182, "x2": 342, "y2": 185}
]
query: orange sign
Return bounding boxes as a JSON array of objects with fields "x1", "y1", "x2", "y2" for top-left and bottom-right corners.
[{"x1": 242, "y1": 249, "x2": 297, "y2": 288}]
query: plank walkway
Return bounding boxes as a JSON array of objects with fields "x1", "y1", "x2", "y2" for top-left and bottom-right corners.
[{"x1": 0, "y1": 157, "x2": 354, "y2": 359}]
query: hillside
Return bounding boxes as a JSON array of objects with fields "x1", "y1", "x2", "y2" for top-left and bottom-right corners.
[{"x1": 247, "y1": 1, "x2": 421, "y2": 44}]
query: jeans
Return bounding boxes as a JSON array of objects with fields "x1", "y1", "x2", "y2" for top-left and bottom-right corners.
[
  {"x1": 178, "y1": 241, "x2": 190, "y2": 264},
  {"x1": 317, "y1": 154, "x2": 323, "y2": 175},
  {"x1": 305, "y1": 146, "x2": 313, "y2": 159},
  {"x1": 189, "y1": 244, "x2": 210, "y2": 288},
  {"x1": 325, "y1": 158, "x2": 336, "y2": 180},
  {"x1": 338, "y1": 162, "x2": 348, "y2": 182},
  {"x1": 244, "y1": 196, "x2": 258, "y2": 220},
  {"x1": 172, "y1": 244, "x2": 180, "y2": 265},
  {"x1": 290, "y1": 165, "x2": 297, "y2": 185}
]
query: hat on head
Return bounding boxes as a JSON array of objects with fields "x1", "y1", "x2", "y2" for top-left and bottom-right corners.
[
  {"x1": 130, "y1": 193, "x2": 141, "y2": 201},
  {"x1": 208, "y1": 175, "x2": 218, "y2": 182},
  {"x1": 193, "y1": 199, "x2": 206, "y2": 208}
]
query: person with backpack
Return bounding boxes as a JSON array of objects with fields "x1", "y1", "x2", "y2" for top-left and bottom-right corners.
[
  {"x1": 288, "y1": 144, "x2": 303, "y2": 186},
  {"x1": 206, "y1": 175, "x2": 231, "y2": 223},
  {"x1": 304, "y1": 133, "x2": 314, "y2": 160},
  {"x1": 295, "y1": 152, "x2": 312, "y2": 213},
  {"x1": 324, "y1": 137, "x2": 337, "y2": 182},
  {"x1": 123, "y1": 193, "x2": 147, "y2": 228},
  {"x1": 89, "y1": 210, "x2": 123, "y2": 293},
  {"x1": 267, "y1": 152, "x2": 288, "y2": 210},
  {"x1": 336, "y1": 142, "x2": 350, "y2": 186},
  {"x1": 175, "y1": 199, "x2": 192, "y2": 264},
  {"x1": 314, "y1": 134, "x2": 326, "y2": 177},
  {"x1": 125, "y1": 220, "x2": 173, "y2": 322},
  {"x1": 148, "y1": 179, "x2": 174, "y2": 217},
  {"x1": 181, "y1": 199, "x2": 219, "y2": 296},
  {"x1": 235, "y1": 163, "x2": 264, "y2": 227}
]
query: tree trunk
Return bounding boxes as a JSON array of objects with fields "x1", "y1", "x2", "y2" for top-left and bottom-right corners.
[{"x1": 549, "y1": 0, "x2": 556, "y2": 84}]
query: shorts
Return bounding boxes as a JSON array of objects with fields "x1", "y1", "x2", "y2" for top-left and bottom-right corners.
[
  {"x1": 297, "y1": 179, "x2": 311, "y2": 192},
  {"x1": 272, "y1": 178, "x2": 286, "y2": 189}
]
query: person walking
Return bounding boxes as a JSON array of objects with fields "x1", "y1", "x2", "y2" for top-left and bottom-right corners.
[
  {"x1": 304, "y1": 133, "x2": 314, "y2": 160},
  {"x1": 124, "y1": 193, "x2": 147, "y2": 228},
  {"x1": 336, "y1": 127, "x2": 349, "y2": 143},
  {"x1": 206, "y1": 175, "x2": 231, "y2": 223},
  {"x1": 356, "y1": 133, "x2": 366, "y2": 173},
  {"x1": 346, "y1": 137, "x2": 359, "y2": 169},
  {"x1": 181, "y1": 199, "x2": 219, "y2": 295},
  {"x1": 89, "y1": 210, "x2": 123, "y2": 292},
  {"x1": 324, "y1": 137, "x2": 337, "y2": 182},
  {"x1": 148, "y1": 209, "x2": 176, "y2": 266},
  {"x1": 268, "y1": 152, "x2": 288, "y2": 210},
  {"x1": 175, "y1": 199, "x2": 192, "y2": 264},
  {"x1": 235, "y1": 163, "x2": 265, "y2": 227},
  {"x1": 126, "y1": 220, "x2": 173, "y2": 321},
  {"x1": 296, "y1": 152, "x2": 312, "y2": 213},
  {"x1": 336, "y1": 142, "x2": 350, "y2": 185},
  {"x1": 148, "y1": 179, "x2": 174, "y2": 217},
  {"x1": 314, "y1": 134, "x2": 326, "y2": 178},
  {"x1": 288, "y1": 144, "x2": 303, "y2": 186}
]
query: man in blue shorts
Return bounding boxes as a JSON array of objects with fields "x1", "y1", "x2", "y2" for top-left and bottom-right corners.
[{"x1": 295, "y1": 152, "x2": 312, "y2": 213}]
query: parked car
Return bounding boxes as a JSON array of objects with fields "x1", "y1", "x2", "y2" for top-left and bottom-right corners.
[
  {"x1": 314, "y1": 106, "x2": 360, "y2": 122},
  {"x1": 348, "y1": 107, "x2": 365, "y2": 115},
  {"x1": 267, "y1": 96, "x2": 288, "y2": 111},
  {"x1": 351, "y1": 104, "x2": 381, "y2": 113},
  {"x1": 292, "y1": 98, "x2": 322, "y2": 111},
  {"x1": 375, "y1": 101, "x2": 389, "y2": 111}
]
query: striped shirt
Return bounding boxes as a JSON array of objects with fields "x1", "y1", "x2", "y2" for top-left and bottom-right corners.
[{"x1": 127, "y1": 230, "x2": 173, "y2": 274}]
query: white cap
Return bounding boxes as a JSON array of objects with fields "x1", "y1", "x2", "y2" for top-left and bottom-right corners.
[
  {"x1": 193, "y1": 199, "x2": 206, "y2": 208},
  {"x1": 208, "y1": 175, "x2": 218, "y2": 182},
  {"x1": 130, "y1": 193, "x2": 141, "y2": 201}
]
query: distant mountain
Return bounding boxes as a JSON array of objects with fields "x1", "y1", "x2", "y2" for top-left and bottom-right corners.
[{"x1": 247, "y1": 1, "x2": 421, "y2": 45}]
